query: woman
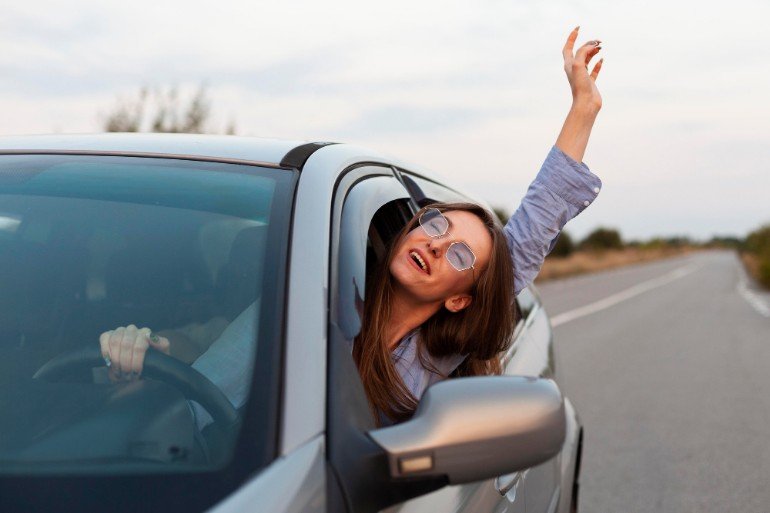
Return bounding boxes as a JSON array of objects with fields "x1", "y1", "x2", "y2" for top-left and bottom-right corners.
[{"x1": 100, "y1": 27, "x2": 604, "y2": 426}]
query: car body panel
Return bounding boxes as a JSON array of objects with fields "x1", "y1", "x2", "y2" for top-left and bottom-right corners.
[
  {"x1": 281, "y1": 143, "x2": 410, "y2": 454},
  {"x1": 505, "y1": 298, "x2": 566, "y2": 513},
  {"x1": 0, "y1": 133, "x2": 304, "y2": 167},
  {"x1": 207, "y1": 436, "x2": 326, "y2": 513},
  {"x1": 557, "y1": 398, "x2": 581, "y2": 513}
]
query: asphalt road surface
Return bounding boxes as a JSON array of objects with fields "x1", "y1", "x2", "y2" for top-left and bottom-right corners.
[{"x1": 536, "y1": 250, "x2": 770, "y2": 513}]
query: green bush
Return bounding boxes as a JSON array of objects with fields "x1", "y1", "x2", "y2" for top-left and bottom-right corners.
[
  {"x1": 759, "y1": 259, "x2": 770, "y2": 288},
  {"x1": 745, "y1": 224, "x2": 770, "y2": 289},
  {"x1": 579, "y1": 227, "x2": 623, "y2": 251},
  {"x1": 746, "y1": 225, "x2": 770, "y2": 257},
  {"x1": 491, "y1": 207, "x2": 510, "y2": 226},
  {"x1": 640, "y1": 237, "x2": 665, "y2": 250},
  {"x1": 707, "y1": 236, "x2": 743, "y2": 249},
  {"x1": 549, "y1": 231, "x2": 575, "y2": 258}
]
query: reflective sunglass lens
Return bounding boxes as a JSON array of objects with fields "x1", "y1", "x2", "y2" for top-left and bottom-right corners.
[{"x1": 447, "y1": 242, "x2": 475, "y2": 271}]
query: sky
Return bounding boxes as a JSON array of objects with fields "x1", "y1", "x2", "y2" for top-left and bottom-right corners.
[{"x1": 1, "y1": 0, "x2": 768, "y2": 240}]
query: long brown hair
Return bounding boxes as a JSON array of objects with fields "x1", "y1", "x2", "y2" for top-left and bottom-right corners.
[{"x1": 353, "y1": 202, "x2": 516, "y2": 424}]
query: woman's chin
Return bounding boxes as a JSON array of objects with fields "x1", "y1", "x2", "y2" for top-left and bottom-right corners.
[
  {"x1": 392, "y1": 255, "x2": 425, "y2": 282},
  {"x1": 390, "y1": 265, "x2": 443, "y2": 304}
]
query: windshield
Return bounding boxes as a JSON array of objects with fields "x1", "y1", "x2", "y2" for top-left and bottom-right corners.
[{"x1": 0, "y1": 154, "x2": 293, "y2": 478}]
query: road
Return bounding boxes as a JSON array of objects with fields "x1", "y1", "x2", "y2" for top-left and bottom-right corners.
[{"x1": 536, "y1": 250, "x2": 770, "y2": 513}]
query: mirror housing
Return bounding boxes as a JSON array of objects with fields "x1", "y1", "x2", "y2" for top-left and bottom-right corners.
[{"x1": 368, "y1": 376, "x2": 566, "y2": 485}]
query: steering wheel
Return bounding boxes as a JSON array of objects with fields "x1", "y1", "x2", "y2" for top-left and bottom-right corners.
[{"x1": 33, "y1": 346, "x2": 239, "y2": 427}]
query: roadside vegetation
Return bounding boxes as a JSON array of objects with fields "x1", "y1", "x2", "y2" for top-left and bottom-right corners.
[
  {"x1": 493, "y1": 208, "x2": 770, "y2": 290},
  {"x1": 742, "y1": 224, "x2": 770, "y2": 289},
  {"x1": 490, "y1": 209, "x2": 765, "y2": 284},
  {"x1": 536, "y1": 227, "x2": 699, "y2": 281},
  {"x1": 490, "y1": 208, "x2": 704, "y2": 281},
  {"x1": 100, "y1": 85, "x2": 236, "y2": 135}
]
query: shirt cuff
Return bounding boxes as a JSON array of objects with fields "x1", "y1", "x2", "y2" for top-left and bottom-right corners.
[{"x1": 537, "y1": 145, "x2": 602, "y2": 212}]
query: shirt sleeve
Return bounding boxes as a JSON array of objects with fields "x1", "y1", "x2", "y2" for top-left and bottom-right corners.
[
  {"x1": 505, "y1": 145, "x2": 602, "y2": 295},
  {"x1": 190, "y1": 300, "x2": 259, "y2": 430}
]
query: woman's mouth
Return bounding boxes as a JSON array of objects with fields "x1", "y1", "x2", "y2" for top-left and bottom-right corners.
[{"x1": 409, "y1": 250, "x2": 430, "y2": 274}]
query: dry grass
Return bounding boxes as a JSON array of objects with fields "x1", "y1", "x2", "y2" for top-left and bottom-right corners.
[
  {"x1": 740, "y1": 252, "x2": 770, "y2": 289},
  {"x1": 741, "y1": 252, "x2": 760, "y2": 279},
  {"x1": 535, "y1": 246, "x2": 699, "y2": 282}
]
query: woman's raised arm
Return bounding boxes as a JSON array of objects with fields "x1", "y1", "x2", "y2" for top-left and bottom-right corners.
[
  {"x1": 556, "y1": 26, "x2": 603, "y2": 161},
  {"x1": 505, "y1": 27, "x2": 604, "y2": 295}
]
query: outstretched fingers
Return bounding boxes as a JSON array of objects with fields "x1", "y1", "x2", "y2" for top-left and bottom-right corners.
[
  {"x1": 562, "y1": 26, "x2": 580, "y2": 60},
  {"x1": 590, "y1": 58, "x2": 604, "y2": 81},
  {"x1": 574, "y1": 39, "x2": 601, "y2": 69}
]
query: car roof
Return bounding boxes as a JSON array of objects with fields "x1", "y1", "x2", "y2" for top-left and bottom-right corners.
[
  {"x1": 0, "y1": 133, "x2": 471, "y2": 202},
  {"x1": 0, "y1": 133, "x2": 309, "y2": 167}
]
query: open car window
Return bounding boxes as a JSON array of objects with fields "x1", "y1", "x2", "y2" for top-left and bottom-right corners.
[{"x1": 333, "y1": 173, "x2": 413, "y2": 340}]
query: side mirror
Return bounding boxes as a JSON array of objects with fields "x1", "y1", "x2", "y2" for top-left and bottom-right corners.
[{"x1": 368, "y1": 376, "x2": 566, "y2": 485}]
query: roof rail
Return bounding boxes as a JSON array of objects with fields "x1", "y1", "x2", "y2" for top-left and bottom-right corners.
[{"x1": 280, "y1": 142, "x2": 337, "y2": 170}]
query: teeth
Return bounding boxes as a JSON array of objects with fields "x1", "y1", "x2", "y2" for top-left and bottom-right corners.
[{"x1": 410, "y1": 251, "x2": 427, "y2": 272}]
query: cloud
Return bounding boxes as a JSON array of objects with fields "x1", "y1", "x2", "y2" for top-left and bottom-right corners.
[
  {"x1": 1, "y1": 0, "x2": 769, "y2": 238},
  {"x1": 338, "y1": 105, "x2": 489, "y2": 136}
]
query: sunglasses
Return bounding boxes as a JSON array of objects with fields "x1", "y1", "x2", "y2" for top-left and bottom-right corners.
[{"x1": 418, "y1": 208, "x2": 477, "y2": 273}]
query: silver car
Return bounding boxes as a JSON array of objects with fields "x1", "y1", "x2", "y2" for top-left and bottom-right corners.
[{"x1": 0, "y1": 134, "x2": 582, "y2": 513}]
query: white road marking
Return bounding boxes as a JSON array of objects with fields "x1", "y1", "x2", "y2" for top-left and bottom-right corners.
[
  {"x1": 550, "y1": 264, "x2": 700, "y2": 327},
  {"x1": 737, "y1": 267, "x2": 770, "y2": 318}
]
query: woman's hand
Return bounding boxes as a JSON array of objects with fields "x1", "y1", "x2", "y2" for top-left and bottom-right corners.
[
  {"x1": 555, "y1": 27, "x2": 605, "y2": 163},
  {"x1": 99, "y1": 325, "x2": 170, "y2": 382},
  {"x1": 562, "y1": 26, "x2": 603, "y2": 112}
]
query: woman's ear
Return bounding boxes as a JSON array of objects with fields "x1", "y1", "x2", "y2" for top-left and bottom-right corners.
[{"x1": 444, "y1": 294, "x2": 473, "y2": 313}]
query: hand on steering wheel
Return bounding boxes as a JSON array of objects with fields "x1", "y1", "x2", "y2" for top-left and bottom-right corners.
[
  {"x1": 99, "y1": 325, "x2": 170, "y2": 382},
  {"x1": 34, "y1": 344, "x2": 240, "y2": 427}
]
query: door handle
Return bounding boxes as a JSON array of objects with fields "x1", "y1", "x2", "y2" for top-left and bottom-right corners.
[{"x1": 495, "y1": 471, "x2": 523, "y2": 496}]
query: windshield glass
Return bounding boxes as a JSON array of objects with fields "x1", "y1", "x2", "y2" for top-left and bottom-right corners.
[{"x1": 0, "y1": 154, "x2": 293, "y2": 475}]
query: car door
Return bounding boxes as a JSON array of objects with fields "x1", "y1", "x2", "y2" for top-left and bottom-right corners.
[{"x1": 502, "y1": 286, "x2": 562, "y2": 513}]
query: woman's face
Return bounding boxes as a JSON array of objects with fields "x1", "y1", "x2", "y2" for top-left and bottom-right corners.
[{"x1": 389, "y1": 210, "x2": 493, "y2": 309}]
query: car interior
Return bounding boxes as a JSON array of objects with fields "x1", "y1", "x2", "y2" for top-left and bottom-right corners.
[{"x1": 0, "y1": 159, "x2": 276, "y2": 471}]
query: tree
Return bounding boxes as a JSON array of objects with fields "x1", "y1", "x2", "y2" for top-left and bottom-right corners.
[
  {"x1": 579, "y1": 227, "x2": 623, "y2": 251},
  {"x1": 491, "y1": 207, "x2": 510, "y2": 226},
  {"x1": 746, "y1": 224, "x2": 770, "y2": 256},
  {"x1": 745, "y1": 224, "x2": 770, "y2": 288},
  {"x1": 549, "y1": 231, "x2": 575, "y2": 257},
  {"x1": 103, "y1": 87, "x2": 147, "y2": 132},
  {"x1": 706, "y1": 236, "x2": 742, "y2": 249},
  {"x1": 101, "y1": 85, "x2": 235, "y2": 135}
]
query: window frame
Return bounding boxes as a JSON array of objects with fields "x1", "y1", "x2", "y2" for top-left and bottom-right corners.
[{"x1": 326, "y1": 164, "x2": 426, "y2": 513}]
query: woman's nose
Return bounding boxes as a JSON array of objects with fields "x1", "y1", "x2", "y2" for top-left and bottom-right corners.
[{"x1": 427, "y1": 238, "x2": 446, "y2": 258}]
